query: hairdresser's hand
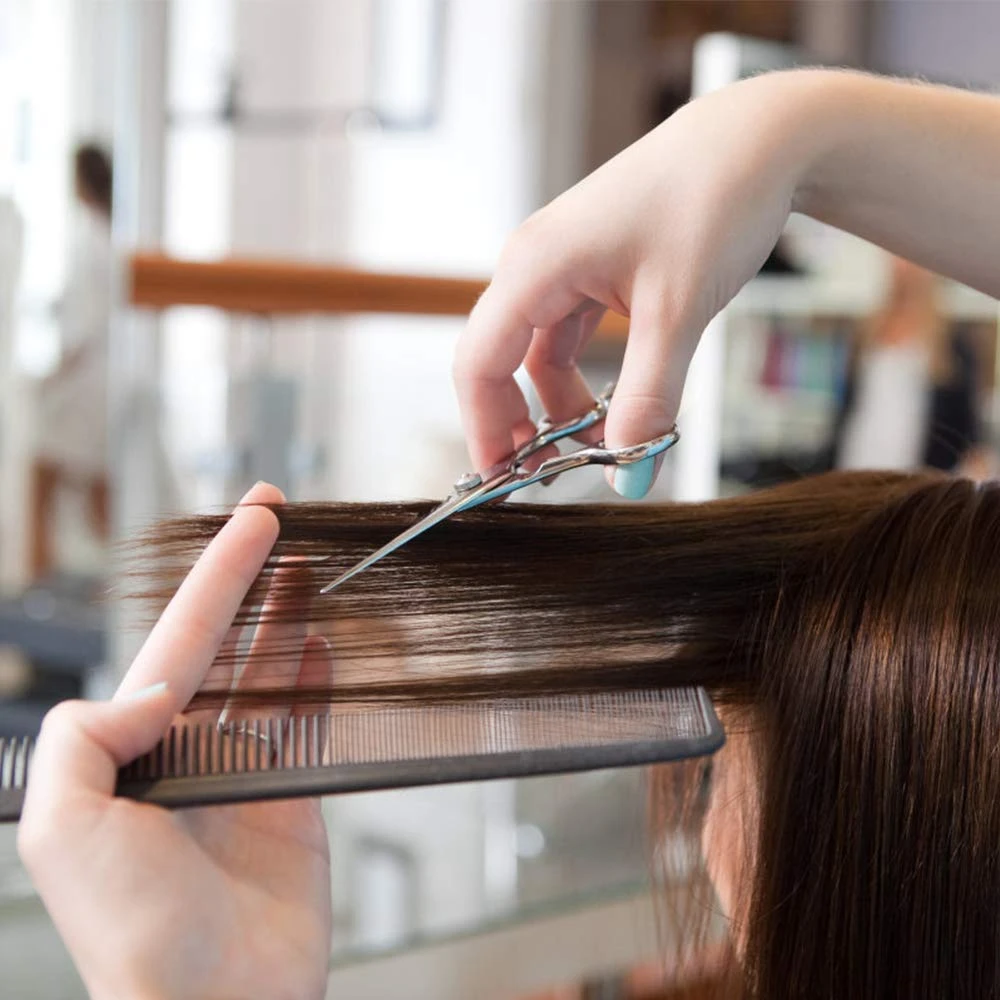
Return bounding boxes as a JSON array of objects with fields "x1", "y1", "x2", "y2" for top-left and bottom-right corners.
[
  {"x1": 18, "y1": 483, "x2": 334, "y2": 1000},
  {"x1": 455, "y1": 72, "x2": 813, "y2": 497},
  {"x1": 455, "y1": 69, "x2": 1000, "y2": 496}
]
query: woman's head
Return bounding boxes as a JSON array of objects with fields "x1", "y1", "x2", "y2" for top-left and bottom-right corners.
[
  {"x1": 733, "y1": 475, "x2": 1000, "y2": 998},
  {"x1": 140, "y1": 471, "x2": 1000, "y2": 998}
]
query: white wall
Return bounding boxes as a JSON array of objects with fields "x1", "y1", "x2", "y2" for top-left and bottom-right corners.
[{"x1": 330, "y1": 0, "x2": 544, "y2": 501}]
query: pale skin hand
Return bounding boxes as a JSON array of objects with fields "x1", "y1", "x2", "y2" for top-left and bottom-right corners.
[
  {"x1": 18, "y1": 482, "x2": 334, "y2": 1000},
  {"x1": 454, "y1": 69, "x2": 1000, "y2": 491}
]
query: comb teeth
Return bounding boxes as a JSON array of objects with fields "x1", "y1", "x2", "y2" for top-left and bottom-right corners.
[
  {"x1": 0, "y1": 736, "x2": 32, "y2": 789},
  {"x1": 0, "y1": 688, "x2": 723, "y2": 823},
  {"x1": 117, "y1": 713, "x2": 331, "y2": 780},
  {"x1": 0, "y1": 715, "x2": 334, "y2": 823},
  {"x1": 0, "y1": 735, "x2": 34, "y2": 823}
]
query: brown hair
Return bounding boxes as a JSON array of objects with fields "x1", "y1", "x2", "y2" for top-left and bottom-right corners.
[
  {"x1": 74, "y1": 142, "x2": 113, "y2": 219},
  {"x1": 137, "y1": 469, "x2": 1000, "y2": 998}
]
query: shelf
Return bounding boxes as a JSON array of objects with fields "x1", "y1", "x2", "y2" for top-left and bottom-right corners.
[{"x1": 732, "y1": 275, "x2": 998, "y2": 321}]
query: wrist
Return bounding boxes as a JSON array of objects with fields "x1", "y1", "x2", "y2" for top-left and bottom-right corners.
[
  {"x1": 738, "y1": 68, "x2": 870, "y2": 220},
  {"x1": 784, "y1": 69, "x2": 918, "y2": 223},
  {"x1": 693, "y1": 68, "x2": 859, "y2": 218}
]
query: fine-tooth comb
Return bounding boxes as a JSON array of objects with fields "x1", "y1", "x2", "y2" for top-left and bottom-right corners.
[{"x1": 0, "y1": 688, "x2": 723, "y2": 822}]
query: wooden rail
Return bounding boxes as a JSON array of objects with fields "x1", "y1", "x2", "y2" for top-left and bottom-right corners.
[
  {"x1": 28, "y1": 255, "x2": 626, "y2": 575},
  {"x1": 127, "y1": 252, "x2": 629, "y2": 337}
]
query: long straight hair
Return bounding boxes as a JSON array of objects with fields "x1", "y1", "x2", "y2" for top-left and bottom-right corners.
[{"x1": 136, "y1": 470, "x2": 1000, "y2": 999}]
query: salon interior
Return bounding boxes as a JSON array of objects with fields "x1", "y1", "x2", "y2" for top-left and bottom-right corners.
[{"x1": 0, "y1": 1, "x2": 998, "y2": 997}]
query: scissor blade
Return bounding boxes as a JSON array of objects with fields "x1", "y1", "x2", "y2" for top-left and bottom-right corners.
[{"x1": 318, "y1": 497, "x2": 463, "y2": 595}]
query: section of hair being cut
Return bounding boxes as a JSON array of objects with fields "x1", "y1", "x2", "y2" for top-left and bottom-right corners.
[{"x1": 132, "y1": 469, "x2": 1000, "y2": 999}]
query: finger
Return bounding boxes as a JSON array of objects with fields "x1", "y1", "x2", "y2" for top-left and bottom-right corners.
[
  {"x1": 453, "y1": 368, "x2": 529, "y2": 473},
  {"x1": 19, "y1": 684, "x2": 175, "y2": 846},
  {"x1": 508, "y1": 412, "x2": 536, "y2": 448},
  {"x1": 184, "y1": 623, "x2": 249, "y2": 725},
  {"x1": 294, "y1": 636, "x2": 334, "y2": 771},
  {"x1": 603, "y1": 287, "x2": 693, "y2": 499},
  {"x1": 222, "y1": 561, "x2": 311, "y2": 724},
  {"x1": 455, "y1": 276, "x2": 585, "y2": 471},
  {"x1": 292, "y1": 634, "x2": 335, "y2": 719},
  {"x1": 524, "y1": 301, "x2": 607, "y2": 444},
  {"x1": 509, "y1": 404, "x2": 559, "y2": 473},
  {"x1": 115, "y1": 482, "x2": 285, "y2": 709}
]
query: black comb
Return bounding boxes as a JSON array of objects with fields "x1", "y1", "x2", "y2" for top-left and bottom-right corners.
[{"x1": 0, "y1": 687, "x2": 723, "y2": 822}]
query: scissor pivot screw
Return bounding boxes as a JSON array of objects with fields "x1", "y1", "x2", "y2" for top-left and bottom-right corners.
[{"x1": 455, "y1": 472, "x2": 482, "y2": 492}]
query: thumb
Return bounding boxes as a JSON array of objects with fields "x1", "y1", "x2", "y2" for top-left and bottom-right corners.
[
  {"x1": 604, "y1": 294, "x2": 692, "y2": 499},
  {"x1": 20, "y1": 683, "x2": 174, "y2": 840}
]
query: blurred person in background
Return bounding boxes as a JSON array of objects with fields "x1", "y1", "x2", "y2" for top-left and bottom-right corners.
[
  {"x1": 31, "y1": 142, "x2": 113, "y2": 578},
  {"x1": 833, "y1": 256, "x2": 993, "y2": 478}
]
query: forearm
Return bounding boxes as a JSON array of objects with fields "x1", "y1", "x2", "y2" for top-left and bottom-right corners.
[
  {"x1": 454, "y1": 66, "x2": 1000, "y2": 473},
  {"x1": 788, "y1": 70, "x2": 1000, "y2": 297}
]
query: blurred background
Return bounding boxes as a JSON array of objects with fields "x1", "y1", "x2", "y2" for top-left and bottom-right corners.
[{"x1": 0, "y1": 1, "x2": 998, "y2": 997}]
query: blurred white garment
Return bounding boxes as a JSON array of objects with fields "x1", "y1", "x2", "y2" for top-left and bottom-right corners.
[
  {"x1": 35, "y1": 203, "x2": 110, "y2": 476},
  {"x1": 0, "y1": 197, "x2": 23, "y2": 338},
  {"x1": 837, "y1": 342, "x2": 930, "y2": 471}
]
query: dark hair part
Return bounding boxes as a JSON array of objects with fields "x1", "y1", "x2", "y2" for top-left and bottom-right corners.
[
  {"x1": 74, "y1": 142, "x2": 113, "y2": 218},
  {"x1": 136, "y1": 470, "x2": 1000, "y2": 999}
]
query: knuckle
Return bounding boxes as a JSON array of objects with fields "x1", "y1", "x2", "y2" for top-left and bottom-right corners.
[
  {"x1": 496, "y1": 210, "x2": 552, "y2": 280},
  {"x1": 525, "y1": 322, "x2": 579, "y2": 372},
  {"x1": 632, "y1": 278, "x2": 696, "y2": 333},
  {"x1": 500, "y1": 211, "x2": 542, "y2": 258},
  {"x1": 38, "y1": 699, "x2": 85, "y2": 738}
]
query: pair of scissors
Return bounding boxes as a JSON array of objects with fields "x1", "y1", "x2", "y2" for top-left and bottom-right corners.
[{"x1": 319, "y1": 384, "x2": 679, "y2": 594}]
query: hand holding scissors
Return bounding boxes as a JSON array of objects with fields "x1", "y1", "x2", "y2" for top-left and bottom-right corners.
[{"x1": 322, "y1": 384, "x2": 679, "y2": 594}]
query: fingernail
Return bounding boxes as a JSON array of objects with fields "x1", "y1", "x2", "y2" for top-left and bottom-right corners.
[
  {"x1": 305, "y1": 634, "x2": 333, "y2": 653},
  {"x1": 119, "y1": 681, "x2": 169, "y2": 703},
  {"x1": 612, "y1": 455, "x2": 659, "y2": 500}
]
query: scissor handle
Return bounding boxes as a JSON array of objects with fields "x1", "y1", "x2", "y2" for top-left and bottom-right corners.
[
  {"x1": 469, "y1": 426, "x2": 680, "y2": 506},
  {"x1": 512, "y1": 382, "x2": 615, "y2": 464}
]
